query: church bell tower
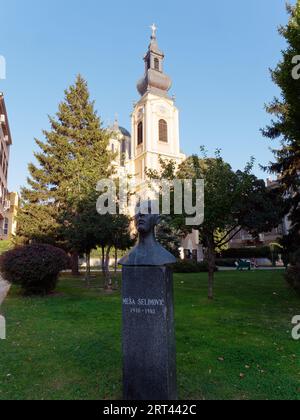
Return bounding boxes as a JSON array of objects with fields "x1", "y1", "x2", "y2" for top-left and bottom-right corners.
[{"x1": 131, "y1": 25, "x2": 184, "y2": 183}]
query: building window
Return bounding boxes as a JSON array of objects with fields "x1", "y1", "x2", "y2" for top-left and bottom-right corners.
[
  {"x1": 121, "y1": 139, "x2": 126, "y2": 154},
  {"x1": 184, "y1": 249, "x2": 192, "y2": 260},
  {"x1": 159, "y1": 119, "x2": 168, "y2": 143},
  {"x1": 154, "y1": 58, "x2": 160, "y2": 71},
  {"x1": 3, "y1": 218, "x2": 8, "y2": 236},
  {"x1": 137, "y1": 122, "x2": 143, "y2": 145}
]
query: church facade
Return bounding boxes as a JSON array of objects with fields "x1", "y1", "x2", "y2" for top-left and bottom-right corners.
[
  {"x1": 108, "y1": 25, "x2": 185, "y2": 182},
  {"x1": 108, "y1": 26, "x2": 203, "y2": 261}
]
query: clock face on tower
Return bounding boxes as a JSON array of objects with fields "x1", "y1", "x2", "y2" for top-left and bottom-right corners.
[{"x1": 156, "y1": 105, "x2": 169, "y2": 118}]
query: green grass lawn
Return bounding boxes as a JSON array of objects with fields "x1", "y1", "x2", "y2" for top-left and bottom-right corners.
[
  {"x1": 0, "y1": 270, "x2": 299, "y2": 400},
  {"x1": 0, "y1": 240, "x2": 13, "y2": 255}
]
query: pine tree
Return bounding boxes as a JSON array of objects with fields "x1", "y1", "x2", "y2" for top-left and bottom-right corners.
[
  {"x1": 18, "y1": 75, "x2": 115, "y2": 261},
  {"x1": 262, "y1": 1, "x2": 300, "y2": 256}
]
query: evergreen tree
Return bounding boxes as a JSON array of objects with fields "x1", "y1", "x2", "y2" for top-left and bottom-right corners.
[
  {"x1": 18, "y1": 75, "x2": 115, "y2": 268},
  {"x1": 262, "y1": 2, "x2": 300, "y2": 257}
]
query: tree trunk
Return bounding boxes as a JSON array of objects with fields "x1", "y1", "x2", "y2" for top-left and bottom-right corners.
[
  {"x1": 207, "y1": 236, "x2": 216, "y2": 300},
  {"x1": 101, "y1": 246, "x2": 106, "y2": 286},
  {"x1": 105, "y1": 246, "x2": 112, "y2": 290},
  {"x1": 114, "y1": 248, "x2": 118, "y2": 290},
  {"x1": 70, "y1": 251, "x2": 80, "y2": 276},
  {"x1": 85, "y1": 251, "x2": 91, "y2": 287}
]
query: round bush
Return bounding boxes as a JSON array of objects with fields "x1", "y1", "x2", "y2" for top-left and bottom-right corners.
[{"x1": 0, "y1": 244, "x2": 70, "y2": 296}]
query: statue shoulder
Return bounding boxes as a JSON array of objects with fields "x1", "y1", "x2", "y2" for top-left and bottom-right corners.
[{"x1": 120, "y1": 242, "x2": 176, "y2": 267}]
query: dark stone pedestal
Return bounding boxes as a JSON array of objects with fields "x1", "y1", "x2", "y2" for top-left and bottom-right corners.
[{"x1": 122, "y1": 265, "x2": 177, "y2": 401}]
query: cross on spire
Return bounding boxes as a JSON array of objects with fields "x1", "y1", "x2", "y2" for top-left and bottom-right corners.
[{"x1": 150, "y1": 23, "x2": 157, "y2": 40}]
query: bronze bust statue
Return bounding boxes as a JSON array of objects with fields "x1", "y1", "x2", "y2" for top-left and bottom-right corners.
[{"x1": 120, "y1": 201, "x2": 177, "y2": 267}]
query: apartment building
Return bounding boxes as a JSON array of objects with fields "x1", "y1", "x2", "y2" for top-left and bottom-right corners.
[
  {"x1": 0, "y1": 93, "x2": 13, "y2": 239},
  {"x1": 4, "y1": 192, "x2": 18, "y2": 238}
]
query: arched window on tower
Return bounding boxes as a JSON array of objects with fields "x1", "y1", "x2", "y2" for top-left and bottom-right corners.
[
  {"x1": 154, "y1": 58, "x2": 160, "y2": 71},
  {"x1": 137, "y1": 121, "x2": 143, "y2": 145},
  {"x1": 146, "y1": 56, "x2": 151, "y2": 70},
  {"x1": 159, "y1": 119, "x2": 168, "y2": 143}
]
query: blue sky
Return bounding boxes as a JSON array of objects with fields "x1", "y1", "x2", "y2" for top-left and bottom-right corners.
[{"x1": 0, "y1": 0, "x2": 294, "y2": 192}]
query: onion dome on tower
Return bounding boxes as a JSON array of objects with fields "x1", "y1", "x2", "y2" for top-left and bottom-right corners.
[{"x1": 137, "y1": 24, "x2": 172, "y2": 97}]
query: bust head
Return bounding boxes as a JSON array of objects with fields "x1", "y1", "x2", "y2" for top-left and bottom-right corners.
[
  {"x1": 134, "y1": 201, "x2": 160, "y2": 236},
  {"x1": 119, "y1": 200, "x2": 176, "y2": 266}
]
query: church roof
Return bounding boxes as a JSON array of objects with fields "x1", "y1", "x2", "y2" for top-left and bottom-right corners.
[
  {"x1": 108, "y1": 117, "x2": 131, "y2": 138},
  {"x1": 119, "y1": 126, "x2": 131, "y2": 137}
]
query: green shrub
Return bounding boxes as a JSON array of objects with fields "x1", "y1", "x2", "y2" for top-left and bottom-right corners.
[
  {"x1": 0, "y1": 244, "x2": 69, "y2": 296},
  {"x1": 172, "y1": 260, "x2": 217, "y2": 273}
]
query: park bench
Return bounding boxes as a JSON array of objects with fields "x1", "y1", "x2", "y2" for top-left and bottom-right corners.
[{"x1": 236, "y1": 260, "x2": 251, "y2": 271}]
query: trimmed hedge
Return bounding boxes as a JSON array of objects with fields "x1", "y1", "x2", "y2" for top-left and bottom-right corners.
[
  {"x1": 0, "y1": 244, "x2": 69, "y2": 296},
  {"x1": 172, "y1": 260, "x2": 217, "y2": 273}
]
